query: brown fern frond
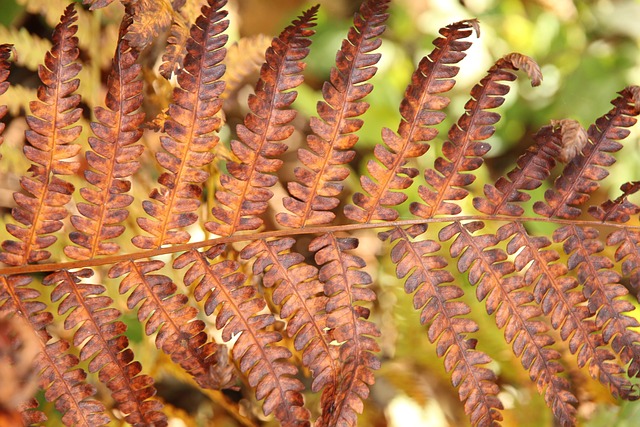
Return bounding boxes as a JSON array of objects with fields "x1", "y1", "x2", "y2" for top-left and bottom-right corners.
[
  {"x1": 380, "y1": 224, "x2": 504, "y2": 427},
  {"x1": 206, "y1": 6, "x2": 317, "y2": 236},
  {"x1": 134, "y1": 0, "x2": 228, "y2": 248},
  {"x1": 0, "y1": 4, "x2": 82, "y2": 266},
  {"x1": 18, "y1": 398, "x2": 48, "y2": 426},
  {"x1": 159, "y1": 0, "x2": 208, "y2": 80},
  {"x1": 344, "y1": 19, "x2": 478, "y2": 224},
  {"x1": 0, "y1": 44, "x2": 12, "y2": 159},
  {"x1": 309, "y1": 233, "x2": 380, "y2": 427},
  {"x1": 175, "y1": 247, "x2": 311, "y2": 426},
  {"x1": 595, "y1": 182, "x2": 640, "y2": 298},
  {"x1": 43, "y1": 269, "x2": 167, "y2": 426},
  {"x1": 411, "y1": 53, "x2": 542, "y2": 219},
  {"x1": 159, "y1": 19, "x2": 189, "y2": 79},
  {"x1": 277, "y1": 0, "x2": 390, "y2": 228},
  {"x1": 241, "y1": 238, "x2": 339, "y2": 393},
  {"x1": 534, "y1": 86, "x2": 640, "y2": 219},
  {"x1": 0, "y1": 275, "x2": 111, "y2": 426},
  {"x1": 473, "y1": 124, "x2": 562, "y2": 216},
  {"x1": 109, "y1": 260, "x2": 234, "y2": 390},
  {"x1": 497, "y1": 222, "x2": 637, "y2": 399},
  {"x1": 65, "y1": 35, "x2": 145, "y2": 260},
  {"x1": 589, "y1": 181, "x2": 640, "y2": 224},
  {"x1": 553, "y1": 224, "x2": 640, "y2": 378},
  {"x1": 441, "y1": 221, "x2": 578, "y2": 425}
]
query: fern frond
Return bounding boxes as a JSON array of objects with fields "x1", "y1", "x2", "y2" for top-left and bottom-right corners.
[
  {"x1": 277, "y1": 0, "x2": 390, "y2": 228},
  {"x1": 497, "y1": 222, "x2": 638, "y2": 399},
  {"x1": 65, "y1": 31, "x2": 145, "y2": 260},
  {"x1": 160, "y1": 19, "x2": 189, "y2": 80},
  {"x1": 309, "y1": 234, "x2": 380, "y2": 427},
  {"x1": 412, "y1": 53, "x2": 542, "y2": 219},
  {"x1": 0, "y1": 275, "x2": 111, "y2": 426},
  {"x1": 135, "y1": 0, "x2": 228, "y2": 248},
  {"x1": 241, "y1": 238, "x2": 339, "y2": 393},
  {"x1": 473, "y1": 124, "x2": 563, "y2": 216},
  {"x1": 380, "y1": 224, "x2": 504, "y2": 427},
  {"x1": 534, "y1": 86, "x2": 640, "y2": 219},
  {"x1": 554, "y1": 224, "x2": 640, "y2": 378},
  {"x1": 109, "y1": 259, "x2": 235, "y2": 390},
  {"x1": 441, "y1": 221, "x2": 578, "y2": 425},
  {"x1": 206, "y1": 5, "x2": 317, "y2": 236},
  {"x1": 175, "y1": 247, "x2": 311, "y2": 426},
  {"x1": 42, "y1": 269, "x2": 168, "y2": 426},
  {"x1": 344, "y1": 19, "x2": 478, "y2": 224},
  {"x1": 596, "y1": 182, "x2": 640, "y2": 297},
  {"x1": 0, "y1": 4, "x2": 82, "y2": 266}
]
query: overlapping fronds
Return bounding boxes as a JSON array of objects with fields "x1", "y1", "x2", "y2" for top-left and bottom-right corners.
[
  {"x1": 175, "y1": 246, "x2": 311, "y2": 426},
  {"x1": 206, "y1": 5, "x2": 317, "y2": 236},
  {"x1": 43, "y1": 269, "x2": 167, "y2": 426},
  {"x1": 0, "y1": 275, "x2": 111, "y2": 427},
  {"x1": 344, "y1": 19, "x2": 479, "y2": 223},
  {"x1": 411, "y1": 52, "x2": 542, "y2": 219},
  {"x1": 241, "y1": 238, "x2": 339, "y2": 394},
  {"x1": 277, "y1": 0, "x2": 390, "y2": 228},
  {"x1": 135, "y1": 0, "x2": 228, "y2": 248},
  {"x1": 3, "y1": 2, "x2": 640, "y2": 427}
]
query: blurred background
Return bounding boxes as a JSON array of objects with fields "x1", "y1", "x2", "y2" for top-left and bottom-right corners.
[{"x1": 1, "y1": 0, "x2": 640, "y2": 426}]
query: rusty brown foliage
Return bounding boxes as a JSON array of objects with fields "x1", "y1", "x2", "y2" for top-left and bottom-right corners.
[{"x1": 2, "y1": 1, "x2": 640, "y2": 427}]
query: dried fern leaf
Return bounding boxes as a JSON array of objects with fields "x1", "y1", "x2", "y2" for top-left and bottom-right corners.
[
  {"x1": 344, "y1": 19, "x2": 478, "y2": 224},
  {"x1": 109, "y1": 259, "x2": 235, "y2": 390},
  {"x1": 594, "y1": 182, "x2": 640, "y2": 298},
  {"x1": 0, "y1": 275, "x2": 111, "y2": 426},
  {"x1": 473, "y1": 124, "x2": 562, "y2": 216},
  {"x1": 43, "y1": 269, "x2": 167, "y2": 426},
  {"x1": 18, "y1": 398, "x2": 48, "y2": 426},
  {"x1": 553, "y1": 224, "x2": 640, "y2": 379},
  {"x1": 175, "y1": 247, "x2": 311, "y2": 426},
  {"x1": 535, "y1": 86, "x2": 640, "y2": 219},
  {"x1": 277, "y1": 0, "x2": 390, "y2": 228},
  {"x1": 65, "y1": 33, "x2": 145, "y2": 260},
  {"x1": 0, "y1": 4, "x2": 82, "y2": 266},
  {"x1": 0, "y1": 44, "x2": 12, "y2": 159},
  {"x1": 380, "y1": 224, "x2": 504, "y2": 427},
  {"x1": 135, "y1": 0, "x2": 228, "y2": 248},
  {"x1": 206, "y1": 5, "x2": 318, "y2": 236},
  {"x1": 160, "y1": 0, "x2": 209, "y2": 79},
  {"x1": 412, "y1": 53, "x2": 542, "y2": 219},
  {"x1": 309, "y1": 234, "x2": 381, "y2": 427},
  {"x1": 441, "y1": 221, "x2": 578, "y2": 426},
  {"x1": 241, "y1": 238, "x2": 339, "y2": 393},
  {"x1": 160, "y1": 19, "x2": 190, "y2": 79},
  {"x1": 498, "y1": 222, "x2": 638, "y2": 400}
]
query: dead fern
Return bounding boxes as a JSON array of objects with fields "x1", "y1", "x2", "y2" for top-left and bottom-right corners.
[{"x1": 1, "y1": 1, "x2": 640, "y2": 427}]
